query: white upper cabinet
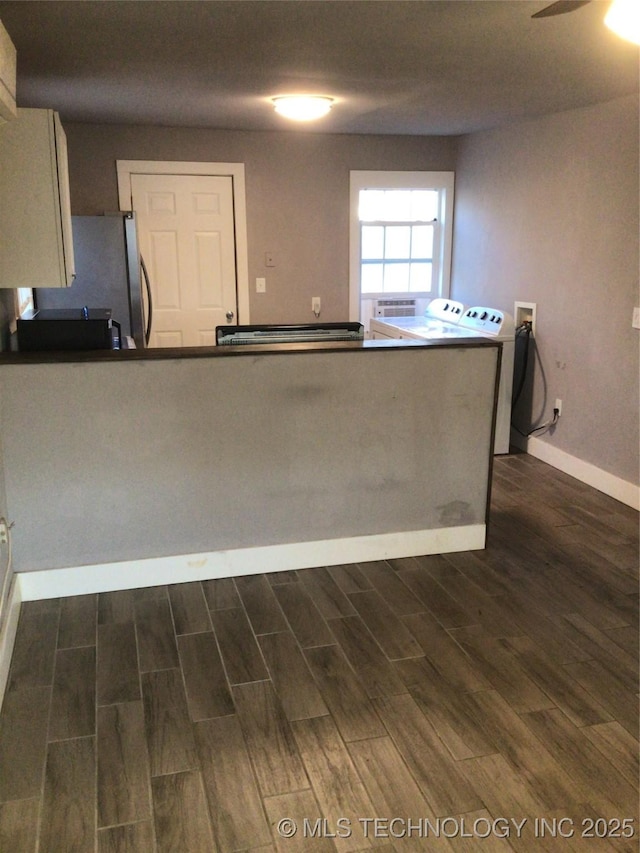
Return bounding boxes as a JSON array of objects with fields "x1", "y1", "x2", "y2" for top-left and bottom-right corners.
[
  {"x1": 0, "y1": 108, "x2": 75, "y2": 288},
  {"x1": 0, "y1": 18, "x2": 16, "y2": 122}
]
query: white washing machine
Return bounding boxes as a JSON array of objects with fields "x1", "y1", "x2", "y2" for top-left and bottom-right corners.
[{"x1": 370, "y1": 298, "x2": 514, "y2": 454}]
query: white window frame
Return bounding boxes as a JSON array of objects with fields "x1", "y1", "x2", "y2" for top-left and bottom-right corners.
[{"x1": 349, "y1": 171, "x2": 455, "y2": 321}]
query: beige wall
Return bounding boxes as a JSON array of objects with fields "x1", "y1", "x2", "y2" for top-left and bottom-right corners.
[
  {"x1": 65, "y1": 124, "x2": 458, "y2": 324},
  {"x1": 451, "y1": 95, "x2": 639, "y2": 485}
]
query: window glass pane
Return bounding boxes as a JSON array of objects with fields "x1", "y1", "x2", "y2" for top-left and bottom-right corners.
[
  {"x1": 383, "y1": 191, "x2": 412, "y2": 221},
  {"x1": 361, "y1": 225, "x2": 384, "y2": 259},
  {"x1": 361, "y1": 263, "x2": 384, "y2": 293},
  {"x1": 411, "y1": 225, "x2": 434, "y2": 259},
  {"x1": 385, "y1": 226, "x2": 411, "y2": 259},
  {"x1": 409, "y1": 262, "x2": 432, "y2": 293},
  {"x1": 384, "y1": 263, "x2": 410, "y2": 292},
  {"x1": 410, "y1": 190, "x2": 439, "y2": 221},
  {"x1": 359, "y1": 190, "x2": 385, "y2": 222}
]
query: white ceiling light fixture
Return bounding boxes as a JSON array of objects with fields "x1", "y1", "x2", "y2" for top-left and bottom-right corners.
[
  {"x1": 604, "y1": 0, "x2": 640, "y2": 45},
  {"x1": 272, "y1": 95, "x2": 334, "y2": 121}
]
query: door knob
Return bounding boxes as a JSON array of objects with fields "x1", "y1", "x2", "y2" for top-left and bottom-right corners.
[{"x1": 226, "y1": 310, "x2": 234, "y2": 322}]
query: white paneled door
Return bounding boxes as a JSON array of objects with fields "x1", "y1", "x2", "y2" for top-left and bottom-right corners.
[{"x1": 131, "y1": 173, "x2": 238, "y2": 347}]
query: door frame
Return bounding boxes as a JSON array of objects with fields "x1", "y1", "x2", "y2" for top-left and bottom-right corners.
[{"x1": 116, "y1": 160, "x2": 250, "y2": 324}]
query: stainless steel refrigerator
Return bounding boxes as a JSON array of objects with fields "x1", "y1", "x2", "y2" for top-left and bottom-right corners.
[{"x1": 34, "y1": 212, "x2": 151, "y2": 348}]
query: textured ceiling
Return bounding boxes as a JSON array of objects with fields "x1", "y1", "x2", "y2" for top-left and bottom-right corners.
[{"x1": 0, "y1": 0, "x2": 637, "y2": 135}]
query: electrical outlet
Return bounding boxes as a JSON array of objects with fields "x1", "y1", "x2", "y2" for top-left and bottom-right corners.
[
  {"x1": 554, "y1": 398, "x2": 562, "y2": 417},
  {"x1": 0, "y1": 520, "x2": 7, "y2": 545},
  {"x1": 312, "y1": 296, "x2": 321, "y2": 316}
]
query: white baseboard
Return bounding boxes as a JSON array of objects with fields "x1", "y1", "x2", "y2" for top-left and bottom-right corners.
[
  {"x1": 17, "y1": 524, "x2": 486, "y2": 602},
  {"x1": 512, "y1": 432, "x2": 639, "y2": 510},
  {"x1": 0, "y1": 577, "x2": 22, "y2": 711}
]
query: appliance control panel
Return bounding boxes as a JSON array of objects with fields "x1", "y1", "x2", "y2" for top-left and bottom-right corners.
[
  {"x1": 424, "y1": 298, "x2": 466, "y2": 324},
  {"x1": 459, "y1": 306, "x2": 506, "y2": 337}
]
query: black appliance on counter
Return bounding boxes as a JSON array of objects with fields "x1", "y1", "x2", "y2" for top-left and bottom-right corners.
[
  {"x1": 17, "y1": 308, "x2": 118, "y2": 351},
  {"x1": 216, "y1": 322, "x2": 364, "y2": 345}
]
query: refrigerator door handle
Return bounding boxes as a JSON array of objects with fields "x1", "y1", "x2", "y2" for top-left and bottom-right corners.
[{"x1": 140, "y1": 255, "x2": 153, "y2": 346}]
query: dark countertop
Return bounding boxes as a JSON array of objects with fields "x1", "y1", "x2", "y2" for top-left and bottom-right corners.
[{"x1": 0, "y1": 336, "x2": 498, "y2": 364}]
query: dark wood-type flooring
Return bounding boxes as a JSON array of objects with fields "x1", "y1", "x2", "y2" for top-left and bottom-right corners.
[{"x1": 0, "y1": 453, "x2": 638, "y2": 851}]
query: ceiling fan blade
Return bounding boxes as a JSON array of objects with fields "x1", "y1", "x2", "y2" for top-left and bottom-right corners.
[{"x1": 532, "y1": 1, "x2": 591, "y2": 18}]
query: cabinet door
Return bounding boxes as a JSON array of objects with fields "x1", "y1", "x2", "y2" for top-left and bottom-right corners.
[{"x1": 0, "y1": 109, "x2": 75, "y2": 287}]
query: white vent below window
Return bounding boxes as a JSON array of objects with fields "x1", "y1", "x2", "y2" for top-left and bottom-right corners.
[{"x1": 374, "y1": 298, "x2": 417, "y2": 318}]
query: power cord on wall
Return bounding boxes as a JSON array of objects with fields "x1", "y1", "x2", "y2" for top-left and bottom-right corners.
[{"x1": 511, "y1": 321, "x2": 560, "y2": 437}]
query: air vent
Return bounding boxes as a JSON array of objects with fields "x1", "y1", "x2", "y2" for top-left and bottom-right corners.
[{"x1": 374, "y1": 298, "x2": 417, "y2": 318}]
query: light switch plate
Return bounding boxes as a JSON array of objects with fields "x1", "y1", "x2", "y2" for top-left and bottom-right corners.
[
  {"x1": 256, "y1": 277, "x2": 266, "y2": 293},
  {"x1": 632, "y1": 306, "x2": 640, "y2": 330}
]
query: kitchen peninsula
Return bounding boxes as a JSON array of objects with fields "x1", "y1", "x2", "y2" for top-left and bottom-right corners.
[{"x1": 0, "y1": 337, "x2": 500, "y2": 601}]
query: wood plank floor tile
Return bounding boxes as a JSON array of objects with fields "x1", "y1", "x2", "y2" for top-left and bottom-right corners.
[
  {"x1": 233, "y1": 680, "x2": 309, "y2": 798},
  {"x1": 8, "y1": 608, "x2": 58, "y2": 689},
  {"x1": 562, "y1": 657, "x2": 639, "y2": 737},
  {"x1": 98, "y1": 821, "x2": 157, "y2": 853},
  {"x1": 142, "y1": 668, "x2": 199, "y2": 777},
  {"x1": 604, "y1": 624, "x2": 639, "y2": 658},
  {"x1": 267, "y1": 569, "x2": 300, "y2": 585},
  {"x1": 0, "y1": 798, "x2": 39, "y2": 853},
  {"x1": 346, "y1": 590, "x2": 423, "y2": 660},
  {"x1": 97, "y1": 701, "x2": 151, "y2": 828},
  {"x1": 195, "y1": 715, "x2": 272, "y2": 851},
  {"x1": 494, "y1": 594, "x2": 590, "y2": 665},
  {"x1": 210, "y1": 606, "x2": 269, "y2": 684},
  {"x1": 304, "y1": 644, "x2": 386, "y2": 742},
  {"x1": 580, "y1": 721, "x2": 639, "y2": 790},
  {"x1": 201, "y1": 577, "x2": 241, "y2": 610},
  {"x1": 97, "y1": 622, "x2": 141, "y2": 705},
  {"x1": 394, "y1": 657, "x2": 500, "y2": 761},
  {"x1": 450, "y1": 626, "x2": 555, "y2": 713},
  {"x1": 373, "y1": 693, "x2": 484, "y2": 817},
  {"x1": 561, "y1": 612, "x2": 638, "y2": 683},
  {"x1": 49, "y1": 646, "x2": 96, "y2": 741},
  {"x1": 347, "y1": 736, "x2": 445, "y2": 852},
  {"x1": 327, "y1": 615, "x2": 407, "y2": 700},
  {"x1": 39, "y1": 737, "x2": 96, "y2": 853},
  {"x1": 522, "y1": 707, "x2": 639, "y2": 819},
  {"x1": 442, "y1": 548, "x2": 513, "y2": 597},
  {"x1": 168, "y1": 582, "x2": 211, "y2": 635},
  {"x1": 327, "y1": 563, "x2": 373, "y2": 594},
  {"x1": 259, "y1": 631, "x2": 329, "y2": 721},
  {"x1": 507, "y1": 635, "x2": 614, "y2": 727},
  {"x1": 291, "y1": 715, "x2": 377, "y2": 852},
  {"x1": 295, "y1": 566, "x2": 357, "y2": 620},
  {"x1": 273, "y1": 583, "x2": 335, "y2": 648},
  {"x1": 0, "y1": 685, "x2": 51, "y2": 801},
  {"x1": 152, "y1": 770, "x2": 216, "y2": 853},
  {"x1": 402, "y1": 615, "x2": 491, "y2": 694},
  {"x1": 263, "y1": 789, "x2": 335, "y2": 853},
  {"x1": 235, "y1": 574, "x2": 290, "y2": 634},
  {"x1": 98, "y1": 589, "x2": 136, "y2": 624},
  {"x1": 57, "y1": 594, "x2": 97, "y2": 649},
  {"x1": 458, "y1": 752, "x2": 548, "y2": 816},
  {"x1": 356, "y1": 560, "x2": 425, "y2": 616},
  {"x1": 394, "y1": 565, "x2": 476, "y2": 629},
  {"x1": 177, "y1": 631, "x2": 234, "y2": 720},
  {"x1": 135, "y1": 598, "x2": 179, "y2": 672},
  {"x1": 460, "y1": 689, "x2": 583, "y2": 809}
]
